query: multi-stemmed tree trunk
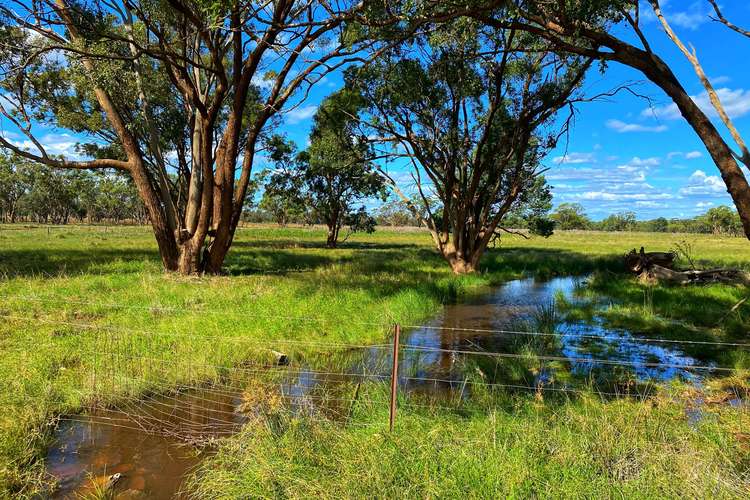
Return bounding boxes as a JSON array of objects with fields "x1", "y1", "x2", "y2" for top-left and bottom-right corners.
[{"x1": 0, "y1": 0, "x2": 408, "y2": 274}]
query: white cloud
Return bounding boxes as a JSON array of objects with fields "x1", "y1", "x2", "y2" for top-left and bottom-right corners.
[
  {"x1": 678, "y1": 169, "x2": 726, "y2": 196},
  {"x1": 617, "y1": 156, "x2": 660, "y2": 169},
  {"x1": 8, "y1": 133, "x2": 80, "y2": 158},
  {"x1": 639, "y1": 1, "x2": 711, "y2": 30},
  {"x1": 710, "y1": 76, "x2": 731, "y2": 85},
  {"x1": 635, "y1": 201, "x2": 668, "y2": 209},
  {"x1": 284, "y1": 105, "x2": 318, "y2": 124},
  {"x1": 669, "y1": 7, "x2": 710, "y2": 30},
  {"x1": 553, "y1": 152, "x2": 595, "y2": 164},
  {"x1": 668, "y1": 150, "x2": 703, "y2": 160},
  {"x1": 606, "y1": 119, "x2": 668, "y2": 133},
  {"x1": 574, "y1": 192, "x2": 673, "y2": 201},
  {"x1": 696, "y1": 201, "x2": 714, "y2": 208},
  {"x1": 645, "y1": 88, "x2": 750, "y2": 120}
]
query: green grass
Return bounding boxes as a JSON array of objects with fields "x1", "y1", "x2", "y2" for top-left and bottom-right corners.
[
  {"x1": 2, "y1": 225, "x2": 750, "y2": 497},
  {"x1": 186, "y1": 391, "x2": 750, "y2": 498}
]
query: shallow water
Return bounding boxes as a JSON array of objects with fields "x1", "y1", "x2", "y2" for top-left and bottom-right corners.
[{"x1": 45, "y1": 275, "x2": 709, "y2": 498}]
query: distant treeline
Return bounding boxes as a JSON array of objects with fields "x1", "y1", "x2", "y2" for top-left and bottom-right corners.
[
  {"x1": 0, "y1": 156, "x2": 147, "y2": 224},
  {"x1": 549, "y1": 203, "x2": 743, "y2": 235},
  {"x1": 241, "y1": 198, "x2": 423, "y2": 228},
  {"x1": 2, "y1": 153, "x2": 742, "y2": 235}
]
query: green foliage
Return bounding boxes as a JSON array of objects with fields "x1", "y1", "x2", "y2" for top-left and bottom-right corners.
[
  {"x1": 262, "y1": 90, "x2": 387, "y2": 246},
  {"x1": 599, "y1": 211, "x2": 637, "y2": 232},
  {"x1": 551, "y1": 203, "x2": 592, "y2": 230},
  {"x1": 343, "y1": 206, "x2": 377, "y2": 235},
  {"x1": 697, "y1": 206, "x2": 743, "y2": 235},
  {"x1": 0, "y1": 153, "x2": 145, "y2": 224},
  {"x1": 351, "y1": 20, "x2": 585, "y2": 268},
  {"x1": 374, "y1": 197, "x2": 423, "y2": 227},
  {"x1": 527, "y1": 216, "x2": 555, "y2": 237},
  {"x1": 551, "y1": 204, "x2": 744, "y2": 234},
  {"x1": 505, "y1": 176, "x2": 555, "y2": 236}
]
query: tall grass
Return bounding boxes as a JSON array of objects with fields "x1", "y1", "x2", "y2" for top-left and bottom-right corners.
[{"x1": 185, "y1": 390, "x2": 750, "y2": 498}]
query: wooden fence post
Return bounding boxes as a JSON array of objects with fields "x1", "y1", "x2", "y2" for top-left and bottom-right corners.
[{"x1": 389, "y1": 323, "x2": 400, "y2": 432}]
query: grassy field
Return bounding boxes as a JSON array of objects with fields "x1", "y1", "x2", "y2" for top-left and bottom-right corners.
[{"x1": 1, "y1": 225, "x2": 750, "y2": 497}]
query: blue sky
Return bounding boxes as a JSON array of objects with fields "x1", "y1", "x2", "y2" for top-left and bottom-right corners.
[
  {"x1": 540, "y1": 1, "x2": 750, "y2": 220},
  {"x1": 3, "y1": 1, "x2": 749, "y2": 221}
]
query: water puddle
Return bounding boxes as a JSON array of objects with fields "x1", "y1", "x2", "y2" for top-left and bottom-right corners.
[{"x1": 45, "y1": 275, "x2": 713, "y2": 498}]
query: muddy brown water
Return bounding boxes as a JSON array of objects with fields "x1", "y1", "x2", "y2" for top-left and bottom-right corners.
[{"x1": 45, "y1": 276, "x2": 711, "y2": 498}]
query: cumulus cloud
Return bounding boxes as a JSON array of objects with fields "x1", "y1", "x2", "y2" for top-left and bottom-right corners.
[
  {"x1": 644, "y1": 88, "x2": 750, "y2": 120},
  {"x1": 668, "y1": 151, "x2": 703, "y2": 160},
  {"x1": 553, "y1": 152, "x2": 595, "y2": 164},
  {"x1": 574, "y1": 192, "x2": 673, "y2": 201},
  {"x1": 639, "y1": 0, "x2": 711, "y2": 30},
  {"x1": 679, "y1": 169, "x2": 726, "y2": 196},
  {"x1": 8, "y1": 133, "x2": 80, "y2": 158},
  {"x1": 605, "y1": 119, "x2": 668, "y2": 133},
  {"x1": 284, "y1": 105, "x2": 318, "y2": 124}
]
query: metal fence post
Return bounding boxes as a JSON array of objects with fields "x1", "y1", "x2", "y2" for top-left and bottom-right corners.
[{"x1": 389, "y1": 323, "x2": 400, "y2": 432}]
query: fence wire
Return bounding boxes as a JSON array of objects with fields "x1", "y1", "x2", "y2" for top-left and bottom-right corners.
[{"x1": 3, "y1": 304, "x2": 747, "y2": 441}]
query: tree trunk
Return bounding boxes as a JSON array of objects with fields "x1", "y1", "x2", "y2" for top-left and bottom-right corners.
[
  {"x1": 129, "y1": 165, "x2": 180, "y2": 271},
  {"x1": 440, "y1": 240, "x2": 483, "y2": 274},
  {"x1": 447, "y1": 256, "x2": 476, "y2": 274},
  {"x1": 177, "y1": 241, "x2": 202, "y2": 275},
  {"x1": 326, "y1": 224, "x2": 338, "y2": 248}
]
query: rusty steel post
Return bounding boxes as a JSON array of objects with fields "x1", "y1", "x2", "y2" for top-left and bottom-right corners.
[{"x1": 389, "y1": 323, "x2": 400, "y2": 432}]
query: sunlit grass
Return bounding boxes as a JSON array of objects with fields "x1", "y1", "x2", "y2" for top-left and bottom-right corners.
[
  {"x1": 2, "y1": 225, "x2": 750, "y2": 497},
  {"x1": 186, "y1": 390, "x2": 750, "y2": 498}
]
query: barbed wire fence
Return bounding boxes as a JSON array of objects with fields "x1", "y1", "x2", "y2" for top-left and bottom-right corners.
[{"x1": 3, "y1": 296, "x2": 750, "y2": 444}]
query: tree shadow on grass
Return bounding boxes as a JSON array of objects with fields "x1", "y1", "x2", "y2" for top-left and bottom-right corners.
[
  {"x1": 229, "y1": 238, "x2": 424, "y2": 251},
  {"x1": 0, "y1": 247, "x2": 159, "y2": 278}
]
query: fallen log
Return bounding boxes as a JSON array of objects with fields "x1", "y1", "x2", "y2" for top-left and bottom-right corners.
[
  {"x1": 643, "y1": 265, "x2": 750, "y2": 286},
  {"x1": 625, "y1": 247, "x2": 750, "y2": 285},
  {"x1": 625, "y1": 247, "x2": 676, "y2": 273}
]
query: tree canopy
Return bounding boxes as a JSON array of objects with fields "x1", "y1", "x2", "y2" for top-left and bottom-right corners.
[
  {"x1": 352, "y1": 18, "x2": 588, "y2": 272},
  {"x1": 262, "y1": 90, "x2": 386, "y2": 248}
]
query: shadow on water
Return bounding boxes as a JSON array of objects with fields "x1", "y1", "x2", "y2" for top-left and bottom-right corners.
[{"x1": 45, "y1": 274, "x2": 720, "y2": 498}]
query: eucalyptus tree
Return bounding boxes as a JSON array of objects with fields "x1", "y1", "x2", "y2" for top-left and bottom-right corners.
[
  {"x1": 551, "y1": 202, "x2": 591, "y2": 230},
  {"x1": 352, "y1": 20, "x2": 589, "y2": 273},
  {"x1": 467, "y1": 0, "x2": 750, "y2": 240},
  {"x1": 258, "y1": 136, "x2": 308, "y2": 227},
  {"x1": 0, "y1": 153, "x2": 26, "y2": 223},
  {"x1": 262, "y1": 91, "x2": 386, "y2": 248},
  {"x1": 304, "y1": 89, "x2": 386, "y2": 248},
  {"x1": 0, "y1": 0, "x2": 419, "y2": 273}
]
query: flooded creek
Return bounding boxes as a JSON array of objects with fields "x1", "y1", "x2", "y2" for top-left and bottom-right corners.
[{"x1": 46, "y1": 275, "x2": 712, "y2": 498}]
